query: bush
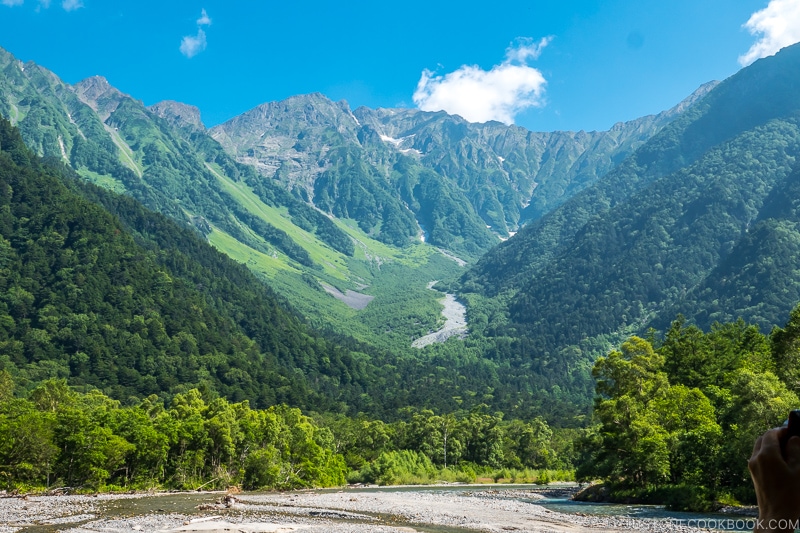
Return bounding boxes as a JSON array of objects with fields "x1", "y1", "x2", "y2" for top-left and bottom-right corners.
[{"x1": 359, "y1": 450, "x2": 437, "y2": 485}]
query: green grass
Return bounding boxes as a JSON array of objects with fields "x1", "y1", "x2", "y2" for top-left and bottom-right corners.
[
  {"x1": 77, "y1": 168, "x2": 126, "y2": 194},
  {"x1": 208, "y1": 163, "x2": 354, "y2": 281},
  {"x1": 207, "y1": 226, "x2": 299, "y2": 277},
  {"x1": 104, "y1": 124, "x2": 142, "y2": 177}
]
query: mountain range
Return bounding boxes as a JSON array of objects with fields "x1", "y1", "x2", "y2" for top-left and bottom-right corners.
[
  {"x1": 0, "y1": 44, "x2": 711, "y2": 354},
  {"x1": 4, "y1": 41, "x2": 800, "y2": 416}
]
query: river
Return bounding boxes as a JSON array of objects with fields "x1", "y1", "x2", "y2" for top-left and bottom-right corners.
[
  {"x1": 537, "y1": 496, "x2": 754, "y2": 532},
  {"x1": 4, "y1": 484, "x2": 756, "y2": 532}
]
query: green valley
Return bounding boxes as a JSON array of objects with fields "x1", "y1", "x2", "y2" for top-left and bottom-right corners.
[
  {"x1": 0, "y1": 44, "x2": 700, "y2": 356},
  {"x1": 5, "y1": 30, "x2": 800, "y2": 514}
]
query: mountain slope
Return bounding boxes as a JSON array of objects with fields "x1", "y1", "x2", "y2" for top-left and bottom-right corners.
[
  {"x1": 461, "y1": 42, "x2": 800, "y2": 366},
  {"x1": 355, "y1": 82, "x2": 716, "y2": 226},
  {"x1": 0, "y1": 44, "x2": 709, "y2": 355},
  {"x1": 0, "y1": 116, "x2": 369, "y2": 408},
  {"x1": 659, "y1": 162, "x2": 800, "y2": 330}
]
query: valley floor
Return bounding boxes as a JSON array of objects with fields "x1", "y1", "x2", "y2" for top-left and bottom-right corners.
[{"x1": 2, "y1": 485, "x2": 715, "y2": 533}]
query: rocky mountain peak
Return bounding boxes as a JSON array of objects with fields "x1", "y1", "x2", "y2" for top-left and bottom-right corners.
[
  {"x1": 0, "y1": 46, "x2": 15, "y2": 66},
  {"x1": 209, "y1": 92, "x2": 361, "y2": 164},
  {"x1": 149, "y1": 100, "x2": 205, "y2": 131},
  {"x1": 72, "y1": 76, "x2": 128, "y2": 119},
  {"x1": 74, "y1": 75, "x2": 116, "y2": 99},
  {"x1": 243, "y1": 92, "x2": 355, "y2": 129}
]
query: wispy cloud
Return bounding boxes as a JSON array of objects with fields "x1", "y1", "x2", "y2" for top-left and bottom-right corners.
[
  {"x1": 181, "y1": 8, "x2": 211, "y2": 59},
  {"x1": 504, "y1": 36, "x2": 552, "y2": 63},
  {"x1": 180, "y1": 29, "x2": 207, "y2": 58},
  {"x1": 413, "y1": 37, "x2": 551, "y2": 125},
  {"x1": 197, "y1": 8, "x2": 211, "y2": 26},
  {"x1": 739, "y1": 0, "x2": 800, "y2": 66},
  {"x1": 3, "y1": 0, "x2": 83, "y2": 10},
  {"x1": 61, "y1": 0, "x2": 82, "y2": 10}
]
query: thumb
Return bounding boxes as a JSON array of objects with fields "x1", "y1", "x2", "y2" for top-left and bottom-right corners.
[{"x1": 786, "y1": 435, "x2": 800, "y2": 468}]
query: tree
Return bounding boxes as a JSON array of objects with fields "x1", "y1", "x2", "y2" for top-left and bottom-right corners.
[
  {"x1": 770, "y1": 303, "x2": 800, "y2": 392},
  {"x1": 653, "y1": 385, "x2": 721, "y2": 487},
  {"x1": 589, "y1": 337, "x2": 671, "y2": 487},
  {"x1": 502, "y1": 417, "x2": 554, "y2": 469},
  {"x1": 716, "y1": 369, "x2": 799, "y2": 492},
  {"x1": 0, "y1": 398, "x2": 57, "y2": 487}
]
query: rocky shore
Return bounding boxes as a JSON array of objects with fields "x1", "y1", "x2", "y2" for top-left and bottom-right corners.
[{"x1": 0, "y1": 485, "x2": 742, "y2": 532}]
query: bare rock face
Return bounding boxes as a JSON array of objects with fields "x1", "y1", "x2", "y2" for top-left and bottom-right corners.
[
  {"x1": 149, "y1": 100, "x2": 205, "y2": 131},
  {"x1": 72, "y1": 75, "x2": 127, "y2": 120},
  {"x1": 209, "y1": 93, "x2": 359, "y2": 191}
]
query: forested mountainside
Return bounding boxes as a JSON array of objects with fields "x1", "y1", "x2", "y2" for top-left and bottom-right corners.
[
  {"x1": 0, "y1": 116, "x2": 368, "y2": 409},
  {"x1": 460, "y1": 42, "x2": 800, "y2": 380}
]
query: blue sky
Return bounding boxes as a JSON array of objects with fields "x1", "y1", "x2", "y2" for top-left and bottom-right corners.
[{"x1": 0, "y1": 1, "x2": 798, "y2": 132}]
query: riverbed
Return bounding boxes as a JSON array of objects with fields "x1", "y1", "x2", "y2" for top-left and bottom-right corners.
[
  {"x1": 1, "y1": 484, "x2": 753, "y2": 533},
  {"x1": 411, "y1": 282, "x2": 468, "y2": 348}
]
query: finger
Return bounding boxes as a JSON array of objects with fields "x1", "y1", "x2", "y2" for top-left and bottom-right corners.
[
  {"x1": 786, "y1": 436, "x2": 800, "y2": 468},
  {"x1": 751, "y1": 434, "x2": 764, "y2": 457},
  {"x1": 760, "y1": 427, "x2": 786, "y2": 452}
]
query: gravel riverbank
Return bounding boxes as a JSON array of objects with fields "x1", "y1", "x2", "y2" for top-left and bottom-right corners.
[
  {"x1": 411, "y1": 281, "x2": 468, "y2": 348},
  {"x1": 0, "y1": 485, "x2": 735, "y2": 532}
]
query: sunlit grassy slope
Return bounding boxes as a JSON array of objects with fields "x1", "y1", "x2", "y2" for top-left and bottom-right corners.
[
  {"x1": 77, "y1": 168, "x2": 126, "y2": 194},
  {"x1": 207, "y1": 167, "x2": 468, "y2": 350}
]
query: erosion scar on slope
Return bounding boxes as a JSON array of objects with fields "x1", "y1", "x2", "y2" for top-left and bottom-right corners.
[{"x1": 320, "y1": 282, "x2": 374, "y2": 310}]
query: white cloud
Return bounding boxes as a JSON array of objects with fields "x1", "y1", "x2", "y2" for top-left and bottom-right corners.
[
  {"x1": 197, "y1": 8, "x2": 211, "y2": 26},
  {"x1": 1, "y1": 0, "x2": 83, "y2": 8},
  {"x1": 61, "y1": 0, "x2": 82, "y2": 11},
  {"x1": 739, "y1": 0, "x2": 800, "y2": 66},
  {"x1": 504, "y1": 36, "x2": 552, "y2": 63},
  {"x1": 180, "y1": 29, "x2": 207, "y2": 58},
  {"x1": 180, "y1": 9, "x2": 211, "y2": 59},
  {"x1": 413, "y1": 38, "x2": 551, "y2": 124}
]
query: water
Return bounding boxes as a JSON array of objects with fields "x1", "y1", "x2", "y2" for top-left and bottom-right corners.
[{"x1": 536, "y1": 497, "x2": 755, "y2": 531}]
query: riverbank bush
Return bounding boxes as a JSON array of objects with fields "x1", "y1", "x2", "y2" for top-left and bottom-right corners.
[
  {"x1": 481, "y1": 468, "x2": 575, "y2": 484},
  {"x1": 349, "y1": 450, "x2": 476, "y2": 485},
  {"x1": 576, "y1": 482, "x2": 746, "y2": 512}
]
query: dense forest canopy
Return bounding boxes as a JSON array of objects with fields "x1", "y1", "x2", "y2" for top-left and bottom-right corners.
[{"x1": 577, "y1": 311, "x2": 800, "y2": 510}]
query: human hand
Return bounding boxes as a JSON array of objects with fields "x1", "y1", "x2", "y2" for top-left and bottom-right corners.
[{"x1": 749, "y1": 427, "x2": 800, "y2": 532}]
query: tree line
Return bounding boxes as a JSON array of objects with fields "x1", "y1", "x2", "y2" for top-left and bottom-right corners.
[{"x1": 0, "y1": 371, "x2": 575, "y2": 492}]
